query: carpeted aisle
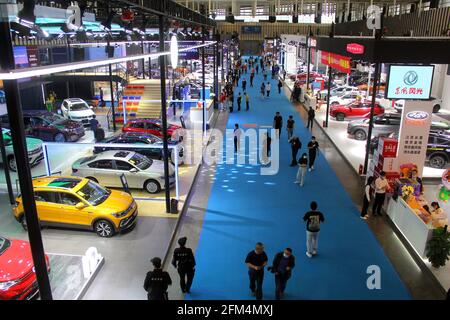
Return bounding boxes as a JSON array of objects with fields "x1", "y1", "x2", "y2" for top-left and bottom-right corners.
[{"x1": 187, "y1": 60, "x2": 410, "y2": 300}]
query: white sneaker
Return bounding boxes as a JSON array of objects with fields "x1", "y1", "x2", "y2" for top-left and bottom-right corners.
[
  {"x1": 308, "y1": 168, "x2": 312, "y2": 172},
  {"x1": 311, "y1": 166, "x2": 314, "y2": 170},
  {"x1": 312, "y1": 251, "x2": 317, "y2": 255},
  {"x1": 306, "y1": 252, "x2": 313, "y2": 258},
  {"x1": 360, "y1": 216, "x2": 368, "y2": 220}
]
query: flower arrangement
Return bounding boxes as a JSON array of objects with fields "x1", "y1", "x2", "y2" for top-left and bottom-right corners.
[{"x1": 402, "y1": 185, "x2": 415, "y2": 201}]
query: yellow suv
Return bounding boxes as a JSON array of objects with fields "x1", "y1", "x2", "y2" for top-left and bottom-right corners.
[{"x1": 13, "y1": 176, "x2": 138, "y2": 237}]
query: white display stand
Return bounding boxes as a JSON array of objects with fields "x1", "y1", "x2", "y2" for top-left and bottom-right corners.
[
  {"x1": 190, "y1": 99, "x2": 214, "y2": 127},
  {"x1": 386, "y1": 198, "x2": 433, "y2": 258},
  {"x1": 303, "y1": 94, "x2": 317, "y2": 109}
]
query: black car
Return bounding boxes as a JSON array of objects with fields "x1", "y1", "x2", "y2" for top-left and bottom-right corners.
[
  {"x1": 0, "y1": 110, "x2": 85, "y2": 142},
  {"x1": 94, "y1": 132, "x2": 184, "y2": 164}
]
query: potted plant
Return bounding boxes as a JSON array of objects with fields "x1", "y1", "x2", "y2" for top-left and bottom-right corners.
[{"x1": 426, "y1": 226, "x2": 450, "y2": 268}]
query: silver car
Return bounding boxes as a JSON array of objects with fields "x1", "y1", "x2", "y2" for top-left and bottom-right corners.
[{"x1": 71, "y1": 150, "x2": 175, "y2": 194}]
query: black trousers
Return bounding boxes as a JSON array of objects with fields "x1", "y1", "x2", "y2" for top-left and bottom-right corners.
[
  {"x1": 278, "y1": 86, "x2": 282, "y2": 94},
  {"x1": 243, "y1": 84, "x2": 246, "y2": 91},
  {"x1": 237, "y1": 101, "x2": 241, "y2": 111},
  {"x1": 234, "y1": 136, "x2": 238, "y2": 152},
  {"x1": 309, "y1": 152, "x2": 316, "y2": 168},
  {"x1": 178, "y1": 268, "x2": 195, "y2": 292},
  {"x1": 266, "y1": 90, "x2": 270, "y2": 97},
  {"x1": 248, "y1": 269, "x2": 264, "y2": 300},
  {"x1": 307, "y1": 117, "x2": 314, "y2": 129},
  {"x1": 246, "y1": 101, "x2": 249, "y2": 110},
  {"x1": 372, "y1": 193, "x2": 386, "y2": 216},
  {"x1": 250, "y1": 78, "x2": 254, "y2": 86},
  {"x1": 361, "y1": 196, "x2": 370, "y2": 217},
  {"x1": 291, "y1": 148, "x2": 299, "y2": 165},
  {"x1": 275, "y1": 273, "x2": 291, "y2": 300}
]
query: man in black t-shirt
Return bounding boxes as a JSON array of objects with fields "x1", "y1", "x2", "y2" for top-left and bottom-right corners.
[
  {"x1": 245, "y1": 242, "x2": 268, "y2": 300},
  {"x1": 303, "y1": 202, "x2": 325, "y2": 258},
  {"x1": 307, "y1": 107, "x2": 315, "y2": 130},
  {"x1": 286, "y1": 116, "x2": 295, "y2": 140},
  {"x1": 273, "y1": 112, "x2": 283, "y2": 138},
  {"x1": 307, "y1": 136, "x2": 319, "y2": 171},
  {"x1": 289, "y1": 136, "x2": 302, "y2": 167}
]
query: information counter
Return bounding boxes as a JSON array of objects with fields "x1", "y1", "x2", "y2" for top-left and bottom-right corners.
[{"x1": 190, "y1": 99, "x2": 214, "y2": 128}]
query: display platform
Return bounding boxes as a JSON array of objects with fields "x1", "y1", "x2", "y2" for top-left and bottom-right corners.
[{"x1": 48, "y1": 252, "x2": 104, "y2": 300}]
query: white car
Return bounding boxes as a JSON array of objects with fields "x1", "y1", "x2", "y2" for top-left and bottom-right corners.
[
  {"x1": 321, "y1": 86, "x2": 359, "y2": 98},
  {"x1": 61, "y1": 98, "x2": 96, "y2": 126},
  {"x1": 330, "y1": 92, "x2": 363, "y2": 106},
  {"x1": 394, "y1": 97, "x2": 442, "y2": 114},
  {"x1": 72, "y1": 150, "x2": 175, "y2": 194}
]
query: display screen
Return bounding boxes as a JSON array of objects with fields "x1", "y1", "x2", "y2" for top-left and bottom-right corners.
[
  {"x1": 14, "y1": 46, "x2": 29, "y2": 68},
  {"x1": 386, "y1": 65, "x2": 434, "y2": 100},
  {"x1": 241, "y1": 26, "x2": 262, "y2": 34}
]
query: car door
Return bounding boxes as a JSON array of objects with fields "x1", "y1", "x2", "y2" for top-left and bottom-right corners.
[
  {"x1": 114, "y1": 160, "x2": 141, "y2": 188},
  {"x1": 127, "y1": 122, "x2": 145, "y2": 133},
  {"x1": 34, "y1": 191, "x2": 62, "y2": 224},
  {"x1": 31, "y1": 117, "x2": 52, "y2": 141},
  {"x1": 372, "y1": 115, "x2": 388, "y2": 136},
  {"x1": 57, "y1": 192, "x2": 91, "y2": 227},
  {"x1": 93, "y1": 159, "x2": 119, "y2": 187}
]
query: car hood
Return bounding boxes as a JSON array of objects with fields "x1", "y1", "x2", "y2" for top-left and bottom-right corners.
[
  {"x1": 0, "y1": 239, "x2": 34, "y2": 282},
  {"x1": 54, "y1": 119, "x2": 83, "y2": 130},
  {"x1": 68, "y1": 109, "x2": 95, "y2": 117},
  {"x1": 101, "y1": 190, "x2": 134, "y2": 214},
  {"x1": 26, "y1": 137, "x2": 43, "y2": 151},
  {"x1": 148, "y1": 159, "x2": 175, "y2": 175}
]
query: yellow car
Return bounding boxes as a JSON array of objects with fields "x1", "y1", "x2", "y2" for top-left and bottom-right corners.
[{"x1": 13, "y1": 176, "x2": 138, "y2": 237}]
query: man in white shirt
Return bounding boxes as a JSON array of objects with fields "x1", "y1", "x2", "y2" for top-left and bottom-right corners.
[
  {"x1": 266, "y1": 82, "x2": 271, "y2": 97},
  {"x1": 234, "y1": 123, "x2": 242, "y2": 153},
  {"x1": 372, "y1": 171, "x2": 389, "y2": 216}
]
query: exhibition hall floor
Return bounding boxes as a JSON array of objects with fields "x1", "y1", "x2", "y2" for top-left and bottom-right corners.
[{"x1": 186, "y1": 70, "x2": 412, "y2": 299}]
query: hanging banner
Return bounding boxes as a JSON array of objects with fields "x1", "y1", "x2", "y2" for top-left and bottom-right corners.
[{"x1": 320, "y1": 51, "x2": 351, "y2": 74}]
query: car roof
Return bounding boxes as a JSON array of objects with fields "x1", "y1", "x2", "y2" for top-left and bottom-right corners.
[
  {"x1": 32, "y1": 176, "x2": 84, "y2": 189},
  {"x1": 91, "y1": 150, "x2": 136, "y2": 161},
  {"x1": 122, "y1": 131, "x2": 161, "y2": 141},
  {"x1": 65, "y1": 98, "x2": 85, "y2": 103},
  {"x1": 129, "y1": 118, "x2": 161, "y2": 123}
]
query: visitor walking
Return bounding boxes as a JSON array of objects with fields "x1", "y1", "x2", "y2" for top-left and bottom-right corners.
[
  {"x1": 295, "y1": 153, "x2": 308, "y2": 186},
  {"x1": 286, "y1": 115, "x2": 295, "y2": 140},
  {"x1": 143, "y1": 257, "x2": 172, "y2": 300},
  {"x1": 260, "y1": 83, "x2": 266, "y2": 99},
  {"x1": 361, "y1": 176, "x2": 374, "y2": 219},
  {"x1": 266, "y1": 82, "x2": 271, "y2": 97},
  {"x1": 303, "y1": 201, "x2": 325, "y2": 258},
  {"x1": 237, "y1": 92, "x2": 242, "y2": 111},
  {"x1": 307, "y1": 136, "x2": 319, "y2": 171},
  {"x1": 99, "y1": 87, "x2": 105, "y2": 107},
  {"x1": 277, "y1": 79, "x2": 283, "y2": 94},
  {"x1": 372, "y1": 171, "x2": 389, "y2": 216},
  {"x1": 172, "y1": 237, "x2": 196, "y2": 294},
  {"x1": 245, "y1": 242, "x2": 268, "y2": 300},
  {"x1": 268, "y1": 248, "x2": 295, "y2": 300},
  {"x1": 288, "y1": 136, "x2": 302, "y2": 167},
  {"x1": 242, "y1": 78, "x2": 247, "y2": 91},
  {"x1": 234, "y1": 123, "x2": 242, "y2": 153},
  {"x1": 307, "y1": 107, "x2": 315, "y2": 130},
  {"x1": 250, "y1": 72, "x2": 255, "y2": 87},
  {"x1": 273, "y1": 112, "x2": 283, "y2": 139},
  {"x1": 256, "y1": 64, "x2": 259, "y2": 74},
  {"x1": 263, "y1": 70, "x2": 268, "y2": 81},
  {"x1": 245, "y1": 92, "x2": 250, "y2": 111},
  {"x1": 261, "y1": 132, "x2": 271, "y2": 165}
]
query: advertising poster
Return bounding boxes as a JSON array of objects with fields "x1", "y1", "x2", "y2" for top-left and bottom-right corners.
[
  {"x1": 26, "y1": 46, "x2": 40, "y2": 67},
  {"x1": 396, "y1": 100, "x2": 434, "y2": 177},
  {"x1": 386, "y1": 65, "x2": 434, "y2": 100},
  {"x1": 320, "y1": 50, "x2": 351, "y2": 74},
  {"x1": 13, "y1": 46, "x2": 29, "y2": 68}
]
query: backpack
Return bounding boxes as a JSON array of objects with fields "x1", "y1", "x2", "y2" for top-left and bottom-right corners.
[{"x1": 308, "y1": 214, "x2": 321, "y2": 232}]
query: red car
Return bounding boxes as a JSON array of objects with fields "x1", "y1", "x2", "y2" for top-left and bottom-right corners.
[
  {"x1": 122, "y1": 118, "x2": 182, "y2": 138},
  {"x1": 0, "y1": 236, "x2": 50, "y2": 300},
  {"x1": 329, "y1": 100, "x2": 384, "y2": 121}
]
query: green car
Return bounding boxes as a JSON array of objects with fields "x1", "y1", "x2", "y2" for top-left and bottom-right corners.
[{"x1": 1, "y1": 128, "x2": 44, "y2": 171}]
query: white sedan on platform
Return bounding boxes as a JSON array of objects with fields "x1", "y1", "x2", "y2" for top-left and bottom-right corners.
[{"x1": 61, "y1": 98, "x2": 96, "y2": 127}]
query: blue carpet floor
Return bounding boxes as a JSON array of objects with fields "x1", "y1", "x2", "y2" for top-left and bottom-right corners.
[{"x1": 187, "y1": 62, "x2": 410, "y2": 300}]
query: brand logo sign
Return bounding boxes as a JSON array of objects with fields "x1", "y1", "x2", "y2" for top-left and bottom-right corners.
[
  {"x1": 405, "y1": 110, "x2": 429, "y2": 125},
  {"x1": 346, "y1": 43, "x2": 365, "y2": 55},
  {"x1": 403, "y1": 71, "x2": 418, "y2": 86}
]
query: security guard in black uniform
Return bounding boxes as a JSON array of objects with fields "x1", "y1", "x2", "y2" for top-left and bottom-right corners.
[
  {"x1": 172, "y1": 237, "x2": 196, "y2": 294},
  {"x1": 143, "y1": 257, "x2": 172, "y2": 300}
]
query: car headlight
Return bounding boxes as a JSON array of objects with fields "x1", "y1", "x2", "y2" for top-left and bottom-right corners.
[
  {"x1": 0, "y1": 280, "x2": 19, "y2": 291},
  {"x1": 112, "y1": 201, "x2": 135, "y2": 218}
]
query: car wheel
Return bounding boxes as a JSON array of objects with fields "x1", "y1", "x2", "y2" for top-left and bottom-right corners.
[
  {"x1": 144, "y1": 179, "x2": 161, "y2": 194},
  {"x1": 7, "y1": 155, "x2": 17, "y2": 171},
  {"x1": 354, "y1": 130, "x2": 367, "y2": 141},
  {"x1": 433, "y1": 104, "x2": 441, "y2": 113},
  {"x1": 54, "y1": 133, "x2": 66, "y2": 142},
  {"x1": 336, "y1": 113, "x2": 345, "y2": 121},
  {"x1": 429, "y1": 154, "x2": 447, "y2": 169},
  {"x1": 86, "y1": 176, "x2": 98, "y2": 183},
  {"x1": 94, "y1": 220, "x2": 115, "y2": 237}
]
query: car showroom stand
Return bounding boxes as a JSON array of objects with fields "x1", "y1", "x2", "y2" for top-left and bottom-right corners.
[{"x1": 47, "y1": 253, "x2": 104, "y2": 300}]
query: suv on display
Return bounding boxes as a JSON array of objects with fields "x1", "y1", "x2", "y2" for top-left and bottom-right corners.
[
  {"x1": 347, "y1": 113, "x2": 401, "y2": 141},
  {"x1": 1, "y1": 128, "x2": 44, "y2": 171},
  {"x1": 60, "y1": 98, "x2": 96, "y2": 126},
  {"x1": 393, "y1": 97, "x2": 442, "y2": 114},
  {"x1": 13, "y1": 176, "x2": 138, "y2": 237},
  {"x1": 94, "y1": 132, "x2": 184, "y2": 164},
  {"x1": 0, "y1": 111, "x2": 85, "y2": 142},
  {"x1": 122, "y1": 118, "x2": 182, "y2": 139},
  {"x1": 0, "y1": 236, "x2": 50, "y2": 300},
  {"x1": 71, "y1": 150, "x2": 175, "y2": 194},
  {"x1": 330, "y1": 100, "x2": 384, "y2": 121}
]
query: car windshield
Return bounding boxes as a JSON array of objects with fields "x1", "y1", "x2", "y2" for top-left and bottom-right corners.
[
  {"x1": 45, "y1": 113, "x2": 66, "y2": 125},
  {"x1": 129, "y1": 153, "x2": 152, "y2": 170},
  {"x1": 76, "y1": 180, "x2": 111, "y2": 206},
  {"x1": 70, "y1": 102, "x2": 90, "y2": 111},
  {"x1": 0, "y1": 236, "x2": 11, "y2": 255}
]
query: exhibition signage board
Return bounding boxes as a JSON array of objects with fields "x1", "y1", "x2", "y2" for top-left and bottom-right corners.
[
  {"x1": 386, "y1": 65, "x2": 434, "y2": 100},
  {"x1": 346, "y1": 43, "x2": 365, "y2": 55},
  {"x1": 320, "y1": 51, "x2": 351, "y2": 74},
  {"x1": 396, "y1": 100, "x2": 434, "y2": 177}
]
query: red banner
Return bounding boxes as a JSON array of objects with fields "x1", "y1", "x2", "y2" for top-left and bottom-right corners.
[{"x1": 320, "y1": 51, "x2": 351, "y2": 74}]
